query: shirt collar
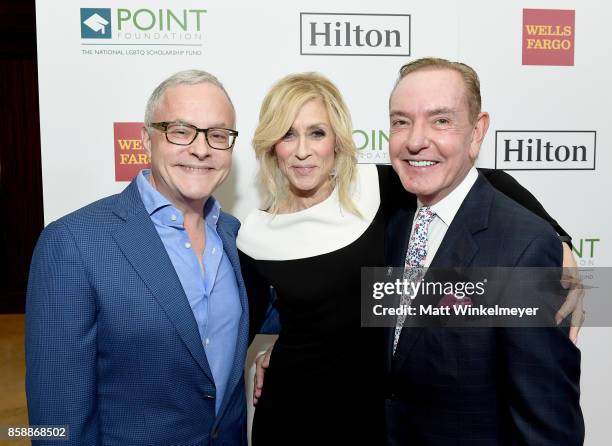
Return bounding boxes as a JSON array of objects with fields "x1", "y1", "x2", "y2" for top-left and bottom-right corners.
[
  {"x1": 136, "y1": 169, "x2": 221, "y2": 229},
  {"x1": 136, "y1": 169, "x2": 172, "y2": 216},
  {"x1": 418, "y1": 166, "x2": 478, "y2": 227},
  {"x1": 203, "y1": 192, "x2": 222, "y2": 229}
]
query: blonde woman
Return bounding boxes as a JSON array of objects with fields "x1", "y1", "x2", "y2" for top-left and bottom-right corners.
[{"x1": 237, "y1": 72, "x2": 575, "y2": 445}]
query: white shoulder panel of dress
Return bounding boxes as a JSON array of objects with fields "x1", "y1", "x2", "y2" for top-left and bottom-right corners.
[{"x1": 237, "y1": 164, "x2": 380, "y2": 261}]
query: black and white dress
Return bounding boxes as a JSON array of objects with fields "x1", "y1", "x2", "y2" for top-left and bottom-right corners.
[
  {"x1": 238, "y1": 164, "x2": 390, "y2": 445},
  {"x1": 237, "y1": 164, "x2": 568, "y2": 446}
]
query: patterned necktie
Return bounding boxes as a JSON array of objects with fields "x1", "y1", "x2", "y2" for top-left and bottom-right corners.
[{"x1": 393, "y1": 206, "x2": 436, "y2": 354}]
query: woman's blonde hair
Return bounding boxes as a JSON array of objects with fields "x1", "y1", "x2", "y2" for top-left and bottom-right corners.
[{"x1": 253, "y1": 72, "x2": 359, "y2": 215}]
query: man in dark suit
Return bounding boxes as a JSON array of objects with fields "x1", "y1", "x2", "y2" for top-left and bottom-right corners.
[
  {"x1": 385, "y1": 58, "x2": 584, "y2": 445},
  {"x1": 26, "y1": 71, "x2": 249, "y2": 445}
]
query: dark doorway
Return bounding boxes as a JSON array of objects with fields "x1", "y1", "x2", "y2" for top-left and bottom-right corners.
[{"x1": 0, "y1": 0, "x2": 44, "y2": 313}]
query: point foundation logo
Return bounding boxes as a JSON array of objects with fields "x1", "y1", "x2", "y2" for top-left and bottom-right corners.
[
  {"x1": 353, "y1": 129, "x2": 390, "y2": 163},
  {"x1": 300, "y1": 13, "x2": 410, "y2": 56},
  {"x1": 495, "y1": 131, "x2": 595, "y2": 170},
  {"x1": 572, "y1": 238, "x2": 600, "y2": 266},
  {"x1": 114, "y1": 122, "x2": 150, "y2": 181},
  {"x1": 81, "y1": 8, "x2": 112, "y2": 38},
  {"x1": 80, "y1": 7, "x2": 206, "y2": 56},
  {"x1": 522, "y1": 9, "x2": 575, "y2": 66}
]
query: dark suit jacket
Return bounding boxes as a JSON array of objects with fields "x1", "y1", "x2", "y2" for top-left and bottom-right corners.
[
  {"x1": 26, "y1": 180, "x2": 249, "y2": 446},
  {"x1": 384, "y1": 173, "x2": 584, "y2": 445}
]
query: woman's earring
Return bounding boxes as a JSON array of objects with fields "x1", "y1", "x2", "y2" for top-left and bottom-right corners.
[{"x1": 329, "y1": 167, "x2": 338, "y2": 179}]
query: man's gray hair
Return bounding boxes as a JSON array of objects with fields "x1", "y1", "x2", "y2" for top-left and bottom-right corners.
[{"x1": 144, "y1": 70, "x2": 235, "y2": 127}]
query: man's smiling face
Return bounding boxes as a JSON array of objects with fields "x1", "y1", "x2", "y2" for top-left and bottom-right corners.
[
  {"x1": 389, "y1": 68, "x2": 487, "y2": 205},
  {"x1": 142, "y1": 82, "x2": 235, "y2": 212}
]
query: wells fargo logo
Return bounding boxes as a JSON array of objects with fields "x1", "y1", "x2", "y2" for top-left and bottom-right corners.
[
  {"x1": 522, "y1": 9, "x2": 575, "y2": 66},
  {"x1": 114, "y1": 122, "x2": 150, "y2": 181}
]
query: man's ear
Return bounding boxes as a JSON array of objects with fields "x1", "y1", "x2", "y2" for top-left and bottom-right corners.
[
  {"x1": 469, "y1": 112, "x2": 490, "y2": 160},
  {"x1": 141, "y1": 126, "x2": 152, "y2": 157}
]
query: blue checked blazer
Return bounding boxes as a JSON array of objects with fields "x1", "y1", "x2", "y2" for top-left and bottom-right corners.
[
  {"x1": 26, "y1": 179, "x2": 249, "y2": 446},
  {"x1": 384, "y1": 173, "x2": 584, "y2": 445}
]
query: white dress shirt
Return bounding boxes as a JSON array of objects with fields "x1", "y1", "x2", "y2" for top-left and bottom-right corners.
[{"x1": 409, "y1": 167, "x2": 479, "y2": 267}]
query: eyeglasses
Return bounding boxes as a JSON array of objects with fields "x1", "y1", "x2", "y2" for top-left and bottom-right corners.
[{"x1": 150, "y1": 121, "x2": 238, "y2": 150}]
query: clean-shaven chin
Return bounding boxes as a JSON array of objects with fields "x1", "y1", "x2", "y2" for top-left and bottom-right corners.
[{"x1": 397, "y1": 160, "x2": 441, "y2": 199}]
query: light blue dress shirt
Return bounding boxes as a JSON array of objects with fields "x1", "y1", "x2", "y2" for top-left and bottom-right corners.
[{"x1": 136, "y1": 169, "x2": 241, "y2": 413}]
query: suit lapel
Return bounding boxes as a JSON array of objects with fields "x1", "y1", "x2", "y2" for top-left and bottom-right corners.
[
  {"x1": 215, "y1": 212, "x2": 249, "y2": 419},
  {"x1": 432, "y1": 173, "x2": 492, "y2": 269},
  {"x1": 386, "y1": 206, "x2": 416, "y2": 269},
  {"x1": 110, "y1": 181, "x2": 214, "y2": 383},
  {"x1": 384, "y1": 199, "x2": 417, "y2": 373},
  {"x1": 390, "y1": 174, "x2": 493, "y2": 372}
]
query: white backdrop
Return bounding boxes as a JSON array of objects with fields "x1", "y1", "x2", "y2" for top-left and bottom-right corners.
[{"x1": 36, "y1": 0, "x2": 611, "y2": 443}]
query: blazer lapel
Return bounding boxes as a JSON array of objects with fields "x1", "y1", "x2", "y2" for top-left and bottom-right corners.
[
  {"x1": 384, "y1": 199, "x2": 417, "y2": 373},
  {"x1": 110, "y1": 181, "x2": 214, "y2": 383},
  {"x1": 385, "y1": 206, "x2": 416, "y2": 269},
  {"x1": 215, "y1": 212, "x2": 249, "y2": 420},
  {"x1": 391, "y1": 174, "x2": 493, "y2": 373}
]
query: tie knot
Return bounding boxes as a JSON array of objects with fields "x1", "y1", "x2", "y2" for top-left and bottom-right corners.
[{"x1": 416, "y1": 206, "x2": 435, "y2": 224}]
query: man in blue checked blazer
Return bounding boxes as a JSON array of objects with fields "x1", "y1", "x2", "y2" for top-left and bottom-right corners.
[
  {"x1": 26, "y1": 71, "x2": 250, "y2": 445},
  {"x1": 384, "y1": 58, "x2": 583, "y2": 445}
]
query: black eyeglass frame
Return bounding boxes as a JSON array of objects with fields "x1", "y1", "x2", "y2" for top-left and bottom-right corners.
[{"x1": 150, "y1": 121, "x2": 239, "y2": 150}]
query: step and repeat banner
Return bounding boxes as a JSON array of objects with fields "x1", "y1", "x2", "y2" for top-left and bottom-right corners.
[{"x1": 35, "y1": 0, "x2": 611, "y2": 443}]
